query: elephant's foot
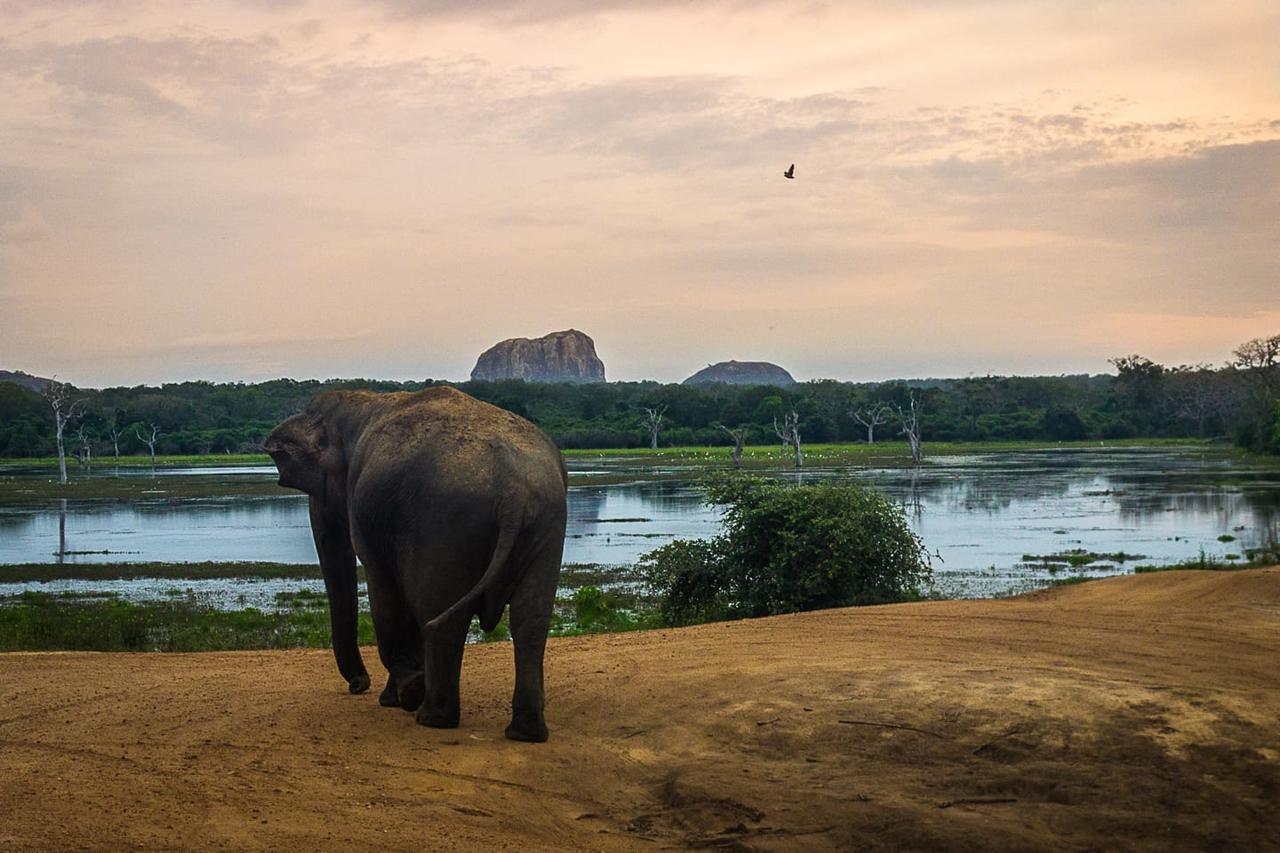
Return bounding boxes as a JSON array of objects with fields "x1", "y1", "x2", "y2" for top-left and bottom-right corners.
[
  {"x1": 347, "y1": 673, "x2": 371, "y2": 695},
  {"x1": 379, "y1": 673, "x2": 424, "y2": 710},
  {"x1": 505, "y1": 712, "x2": 548, "y2": 743},
  {"x1": 397, "y1": 674, "x2": 425, "y2": 712},
  {"x1": 415, "y1": 701, "x2": 460, "y2": 729}
]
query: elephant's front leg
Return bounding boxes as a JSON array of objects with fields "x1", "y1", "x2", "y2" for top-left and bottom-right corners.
[
  {"x1": 415, "y1": 624, "x2": 467, "y2": 729},
  {"x1": 364, "y1": 562, "x2": 425, "y2": 711},
  {"x1": 309, "y1": 496, "x2": 370, "y2": 695}
]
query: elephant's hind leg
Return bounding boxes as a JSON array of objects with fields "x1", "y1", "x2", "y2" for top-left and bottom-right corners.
[
  {"x1": 364, "y1": 562, "x2": 425, "y2": 711},
  {"x1": 506, "y1": 552, "x2": 559, "y2": 743},
  {"x1": 415, "y1": 616, "x2": 468, "y2": 729}
]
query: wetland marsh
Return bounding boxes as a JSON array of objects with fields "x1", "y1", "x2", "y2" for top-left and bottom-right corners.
[{"x1": 2, "y1": 445, "x2": 1276, "y2": 610}]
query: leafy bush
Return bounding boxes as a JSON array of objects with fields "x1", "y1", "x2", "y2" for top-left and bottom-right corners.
[
  {"x1": 564, "y1": 585, "x2": 651, "y2": 634},
  {"x1": 640, "y1": 475, "x2": 932, "y2": 626}
]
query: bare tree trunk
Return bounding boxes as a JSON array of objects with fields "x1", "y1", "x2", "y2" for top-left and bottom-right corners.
[
  {"x1": 136, "y1": 424, "x2": 160, "y2": 466},
  {"x1": 57, "y1": 498, "x2": 68, "y2": 561},
  {"x1": 640, "y1": 406, "x2": 666, "y2": 450},
  {"x1": 896, "y1": 395, "x2": 923, "y2": 466},
  {"x1": 851, "y1": 404, "x2": 890, "y2": 445},
  {"x1": 42, "y1": 379, "x2": 84, "y2": 486},
  {"x1": 75, "y1": 425, "x2": 92, "y2": 466},
  {"x1": 717, "y1": 424, "x2": 746, "y2": 469},
  {"x1": 773, "y1": 411, "x2": 803, "y2": 467},
  {"x1": 55, "y1": 417, "x2": 67, "y2": 484}
]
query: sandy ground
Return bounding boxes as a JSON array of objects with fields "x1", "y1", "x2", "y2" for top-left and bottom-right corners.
[{"x1": 1, "y1": 568, "x2": 1278, "y2": 852}]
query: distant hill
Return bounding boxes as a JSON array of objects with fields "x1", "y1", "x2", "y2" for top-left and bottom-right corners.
[
  {"x1": 0, "y1": 370, "x2": 52, "y2": 394},
  {"x1": 683, "y1": 360, "x2": 796, "y2": 386},
  {"x1": 470, "y1": 329, "x2": 606, "y2": 383}
]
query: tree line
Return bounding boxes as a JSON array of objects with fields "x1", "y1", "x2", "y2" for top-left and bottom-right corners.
[{"x1": 1, "y1": 334, "x2": 1276, "y2": 462}]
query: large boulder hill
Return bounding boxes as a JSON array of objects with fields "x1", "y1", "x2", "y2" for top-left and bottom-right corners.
[
  {"x1": 470, "y1": 329, "x2": 606, "y2": 383},
  {"x1": 0, "y1": 370, "x2": 52, "y2": 394},
  {"x1": 683, "y1": 360, "x2": 795, "y2": 386}
]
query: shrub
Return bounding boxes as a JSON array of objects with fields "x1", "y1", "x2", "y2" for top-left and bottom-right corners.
[{"x1": 640, "y1": 475, "x2": 932, "y2": 626}]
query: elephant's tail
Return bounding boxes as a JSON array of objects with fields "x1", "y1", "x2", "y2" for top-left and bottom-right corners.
[{"x1": 424, "y1": 510, "x2": 521, "y2": 634}]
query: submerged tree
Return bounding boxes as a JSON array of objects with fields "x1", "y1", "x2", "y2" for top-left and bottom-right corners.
[
  {"x1": 104, "y1": 409, "x2": 123, "y2": 459},
  {"x1": 896, "y1": 394, "x2": 922, "y2": 466},
  {"x1": 640, "y1": 405, "x2": 666, "y2": 450},
  {"x1": 41, "y1": 379, "x2": 84, "y2": 485},
  {"x1": 773, "y1": 410, "x2": 802, "y2": 467},
  {"x1": 716, "y1": 424, "x2": 747, "y2": 468},
  {"x1": 74, "y1": 424, "x2": 93, "y2": 465},
  {"x1": 135, "y1": 423, "x2": 161, "y2": 465},
  {"x1": 851, "y1": 403, "x2": 891, "y2": 444}
]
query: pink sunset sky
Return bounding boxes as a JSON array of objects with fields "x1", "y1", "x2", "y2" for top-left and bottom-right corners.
[{"x1": 1, "y1": 0, "x2": 1277, "y2": 385}]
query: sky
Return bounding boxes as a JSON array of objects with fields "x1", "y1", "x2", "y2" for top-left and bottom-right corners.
[{"x1": 1, "y1": 0, "x2": 1277, "y2": 386}]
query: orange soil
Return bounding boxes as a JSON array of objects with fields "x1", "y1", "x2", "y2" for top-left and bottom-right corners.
[{"x1": 2, "y1": 568, "x2": 1278, "y2": 851}]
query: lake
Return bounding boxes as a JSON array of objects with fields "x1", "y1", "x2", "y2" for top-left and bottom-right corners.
[{"x1": 1, "y1": 447, "x2": 1277, "y2": 607}]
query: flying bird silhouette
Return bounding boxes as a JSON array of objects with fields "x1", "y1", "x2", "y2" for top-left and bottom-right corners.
[{"x1": 783, "y1": 164, "x2": 795, "y2": 179}]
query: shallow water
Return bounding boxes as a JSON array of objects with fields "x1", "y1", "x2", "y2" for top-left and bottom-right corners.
[{"x1": 1, "y1": 447, "x2": 1277, "y2": 603}]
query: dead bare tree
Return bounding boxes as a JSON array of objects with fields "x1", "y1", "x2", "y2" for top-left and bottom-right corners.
[
  {"x1": 136, "y1": 424, "x2": 161, "y2": 465},
  {"x1": 104, "y1": 410, "x2": 123, "y2": 459},
  {"x1": 773, "y1": 410, "x2": 803, "y2": 467},
  {"x1": 639, "y1": 406, "x2": 666, "y2": 450},
  {"x1": 851, "y1": 404, "x2": 892, "y2": 444},
  {"x1": 896, "y1": 394, "x2": 923, "y2": 466},
  {"x1": 716, "y1": 424, "x2": 747, "y2": 468},
  {"x1": 74, "y1": 424, "x2": 93, "y2": 465},
  {"x1": 42, "y1": 379, "x2": 85, "y2": 485}
]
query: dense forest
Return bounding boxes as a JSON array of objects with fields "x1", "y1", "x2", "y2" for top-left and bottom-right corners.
[{"x1": 2, "y1": 335, "x2": 1277, "y2": 458}]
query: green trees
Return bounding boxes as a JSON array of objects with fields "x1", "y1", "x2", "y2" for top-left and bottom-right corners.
[
  {"x1": 640, "y1": 476, "x2": 933, "y2": 626},
  {"x1": 0, "y1": 332, "x2": 1276, "y2": 458}
]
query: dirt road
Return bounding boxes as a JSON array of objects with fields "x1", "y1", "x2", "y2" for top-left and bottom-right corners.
[{"x1": 2, "y1": 568, "x2": 1278, "y2": 851}]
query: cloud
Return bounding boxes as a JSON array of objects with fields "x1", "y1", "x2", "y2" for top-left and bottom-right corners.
[
  {"x1": 1, "y1": 0, "x2": 1277, "y2": 384},
  {"x1": 0, "y1": 205, "x2": 50, "y2": 244}
]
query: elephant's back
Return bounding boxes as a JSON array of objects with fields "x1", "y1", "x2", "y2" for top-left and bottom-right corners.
[{"x1": 349, "y1": 387, "x2": 565, "y2": 504}]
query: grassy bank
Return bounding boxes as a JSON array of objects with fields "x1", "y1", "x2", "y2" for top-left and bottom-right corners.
[
  {"x1": 0, "y1": 582, "x2": 653, "y2": 652},
  {"x1": 0, "y1": 590, "x2": 377, "y2": 652}
]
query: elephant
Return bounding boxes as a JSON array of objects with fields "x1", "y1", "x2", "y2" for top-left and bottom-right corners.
[{"x1": 263, "y1": 386, "x2": 568, "y2": 742}]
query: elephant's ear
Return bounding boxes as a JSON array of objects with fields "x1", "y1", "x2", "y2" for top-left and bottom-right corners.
[
  {"x1": 265, "y1": 413, "x2": 333, "y2": 493},
  {"x1": 265, "y1": 413, "x2": 322, "y2": 458}
]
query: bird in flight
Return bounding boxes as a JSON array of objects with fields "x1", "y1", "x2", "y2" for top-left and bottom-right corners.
[{"x1": 783, "y1": 163, "x2": 795, "y2": 179}]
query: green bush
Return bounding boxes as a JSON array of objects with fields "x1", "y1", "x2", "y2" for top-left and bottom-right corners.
[{"x1": 640, "y1": 475, "x2": 932, "y2": 626}]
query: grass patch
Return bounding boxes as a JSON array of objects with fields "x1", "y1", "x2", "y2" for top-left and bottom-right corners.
[
  {"x1": 1051, "y1": 575, "x2": 1098, "y2": 587},
  {"x1": 1021, "y1": 549, "x2": 1147, "y2": 568},
  {"x1": 0, "y1": 591, "x2": 375, "y2": 652},
  {"x1": 1133, "y1": 546, "x2": 1279, "y2": 573}
]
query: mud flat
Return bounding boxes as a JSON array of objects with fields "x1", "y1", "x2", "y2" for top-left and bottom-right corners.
[{"x1": 1, "y1": 568, "x2": 1277, "y2": 851}]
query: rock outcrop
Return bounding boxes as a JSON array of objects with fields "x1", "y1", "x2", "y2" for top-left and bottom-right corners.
[
  {"x1": 470, "y1": 329, "x2": 606, "y2": 383},
  {"x1": 683, "y1": 360, "x2": 796, "y2": 386},
  {"x1": 0, "y1": 370, "x2": 52, "y2": 394}
]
